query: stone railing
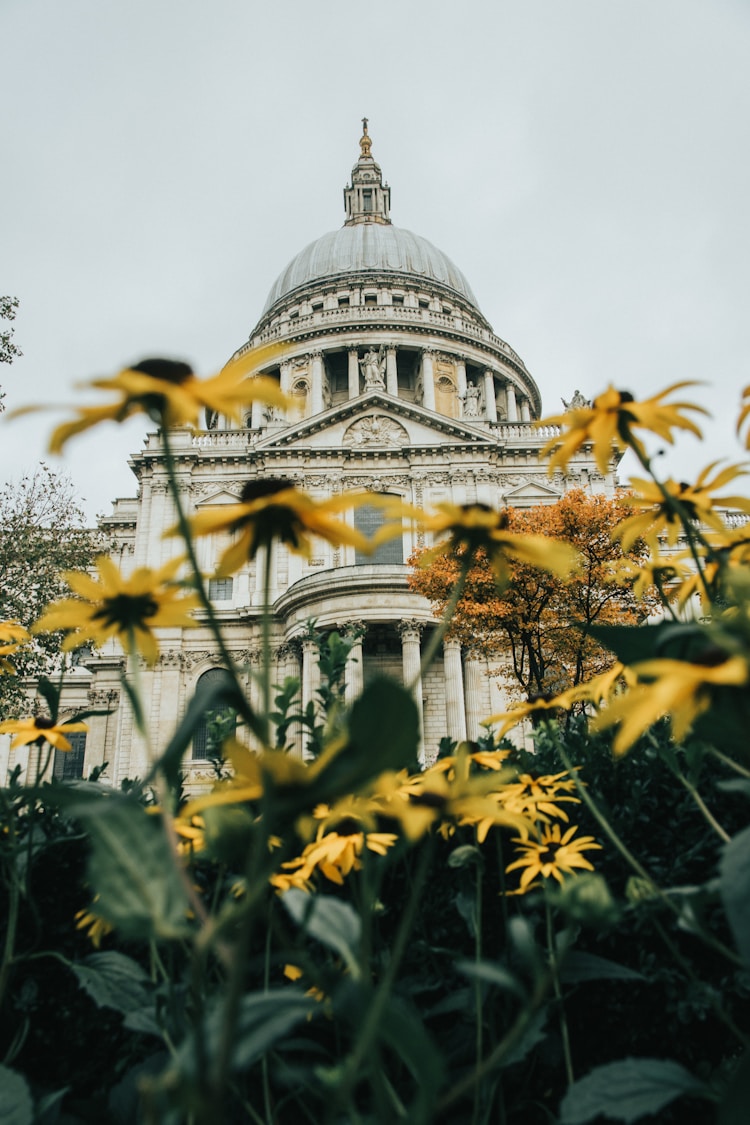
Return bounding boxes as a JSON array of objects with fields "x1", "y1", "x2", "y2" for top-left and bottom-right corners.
[{"x1": 490, "y1": 423, "x2": 561, "y2": 442}]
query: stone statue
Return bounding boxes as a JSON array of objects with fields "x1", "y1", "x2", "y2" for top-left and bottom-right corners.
[
  {"x1": 464, "y1": 381, "x2": 480, "y2": 417},
  {"x1": 360, "y1": 346, "x2": 386, "y2": 390},
  {"x1": 561, "y1": 389, "x2": 590, "y2": 411}
]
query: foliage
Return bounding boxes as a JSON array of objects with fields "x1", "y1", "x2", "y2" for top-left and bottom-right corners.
[
  {"x1": 0, "y1": 464, "x2": 100, "y2": 718},
  {"x1": 1, "y1": 368, "x2": 749, "y2": 1124},
  {"x1": 409, "y1": 489, "x2": 660, "y2": 697},
  {"x1": 0, "y1": 295, "x2": 22, "y2": 416}
]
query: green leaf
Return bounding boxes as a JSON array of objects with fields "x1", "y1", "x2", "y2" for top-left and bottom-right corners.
[
  {"x1": 0, "y1": 1066, "x2": 33, "y2": 1125},
  {"x1": 719, "y1": 825, "x2": 750, "y2": 968},
  {"x1": 175, "y1": 991, "x2": 314, "y2": 1077},
  {"x1": 375, "y1": 996, "x2": 443, "y2": 1123},
  {"x1": 560, "y1": 951, "x2": 646, "y2": 984},
  {"x1": 448, "y1": 844, "x2": 483, "y2": 869},
  {"x1": 82, "y1": 799, "x2": 193, "y2": 940},
  {"x1": 719, "y1": 1049, "x2": 750, "y2": 1125},
  {"x1": 71, "y1": 951, "x2": 152, "y2": 1014},
  {"x1": 146, "y1": 674, "x2": 253, "y2": 792},
  {"x1": 559, "y1": 1058, "x2": 710, "y2": 1124},
  {"x1": 35, "y1": 677, "x2": 60, "y2": 722},
  {"x1": 311, "y1": 677, "x2": 420, "y2": 803},
  {"x1": 457, "y1": 958, "x2": 525, "y2": 998},
  {"x1": 282, "y1": 889, "x2": 361, "y2": 977},
  {"x1": 588, "y1": 622, "x2": 708, "y2": 666}
]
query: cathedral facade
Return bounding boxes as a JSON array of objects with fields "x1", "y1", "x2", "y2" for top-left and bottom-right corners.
[{"x1": 6, "y1": 125, "x2": 614, "y2": 785}]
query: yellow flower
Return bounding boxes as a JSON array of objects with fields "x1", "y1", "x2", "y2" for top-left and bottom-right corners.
[
  {"x1": 9, "y1": 349, "x2": 288, "y2": 453},
  {"x1": 32, "y1": 556, "x2": 200, "y2": 665},
  {"x1": 371, "y1": 765, "x2": 532, "y2": 842},
  {"x1": 737, "y1": 384, "x2": 750, "y2": 449},
  {"x1": 498, "y1": 771, "x2": 580, "y2": 823},
  {"x1": 0, "y1": 715, "x2": 88, "y2": 752},
  {"x1": 0, "y1": 621, "x2": 29, "y2": 673},
  {"x1": 505, "y1": 823, "x2": 601, "y2": 892},
  {"x1": 388, "y1": 500, "x2": 579, "y2": 590},
  {"x1": 593, "y1": 653, "x2": 749, "y2": 755},
  {"x1": 75, "y1": 903, "x2": 113, "y2": 948},
  {"x1": 279, "y1": 821, "x2": 399, "y2": 887},
  {"x1": 615, "y1": 463, "x2": 750, "y2": 550},
  {"x1": 185, "y1": 480, "x2": 372, "y2": 574},
  {"x1": 540, "y1": 382, "x2": 708, "y2": 476}
]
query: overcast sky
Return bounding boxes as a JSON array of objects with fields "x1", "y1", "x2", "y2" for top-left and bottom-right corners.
[{"x1": 2, "y1": 0, "x2": 749, "y2": 520}]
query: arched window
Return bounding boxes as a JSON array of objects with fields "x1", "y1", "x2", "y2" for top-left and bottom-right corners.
[
  {"x1": 192, "y1": 668, "x2": 237, "y2": 760},
  {"x1": 354, "y1": 497, "x2": 403, "y2": 565}
]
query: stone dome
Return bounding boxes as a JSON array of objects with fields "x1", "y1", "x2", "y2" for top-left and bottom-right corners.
[{"x1": 261, "y1": 223, "x2": 481, "y2": 316}]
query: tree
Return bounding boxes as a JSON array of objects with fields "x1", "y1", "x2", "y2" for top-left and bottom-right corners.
[
  {"x1": 1, "y1": 296, "x2": 22, "y2": 415},
  {"x1": 0, "y1": 464, "x2": 100, "y2": 718},
  {"x1": 408, "y1": 489, "x2": 659, "y2": 700}
]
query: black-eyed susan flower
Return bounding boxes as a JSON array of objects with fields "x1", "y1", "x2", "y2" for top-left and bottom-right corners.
[
  {"x1": 185, "y1": 480, "x2": 372, "y2": 574},
  {"x1": 0, "y1": 715, "x2": 88, "y2": 752},
  {"x1": 592, "y1": 653, "x2": 749, "y2": 755},
  {"x1": 10, "y1": 350, "x2": 288, "y2": 453},
  {"x1": 32, "y1": 556, "x2": 200, "y2": 665},
  {"x1": 380, "y1": 499, "x2": 579, "y2": 590},
  {"x1": 75, "y1": 902, "x2": 114, "y2": 948},
  {"x1": 614, "y1": 463, "x2": 750, "y2": 551},
  {"x1": 0, "y1": 621, "x2": 29, "y2": 673},
  {"x1": 737, "y1": 385, "x2": 750, "y2": 450},
  {"x1": 540, "y1": 382, "x2": 708, "y2": 476},
  {"x1": 498, "y1": 771, "x2": 580, "y2": 823},
  {"x1": 278, "y1": 819, "x2": 399, "y2": 887},
  {"x1": 505, "y1": 822, "x2": 601, "y2": 892}
]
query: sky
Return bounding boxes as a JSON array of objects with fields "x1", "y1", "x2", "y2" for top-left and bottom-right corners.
[{"x1": 1, "y1": 0, "x2": 749, "y2": 521}]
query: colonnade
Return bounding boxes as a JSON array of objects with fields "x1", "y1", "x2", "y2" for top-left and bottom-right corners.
[
  {"x1": 286, "y1": 622, "x2": 487, "y2": 763},
  {"x1": 251, "y1": 348, "x2": 532, "y2": 427}
]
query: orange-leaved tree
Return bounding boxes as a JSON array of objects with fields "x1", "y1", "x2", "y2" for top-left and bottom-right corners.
[{"x1": 408, "y1": 489, "x2": 659, "y2": 700}]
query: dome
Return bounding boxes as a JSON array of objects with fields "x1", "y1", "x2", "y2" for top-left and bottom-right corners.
[{"x1": 261, "y1": 223, "x2": 481, "y2": 316}]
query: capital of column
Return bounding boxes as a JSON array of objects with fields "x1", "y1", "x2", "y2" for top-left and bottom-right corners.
[{"x1": 397, "y1": 619, "x2": 425, "y2": 641}]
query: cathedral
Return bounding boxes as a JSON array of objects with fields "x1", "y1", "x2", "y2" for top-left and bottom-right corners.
[{"x1": 9, "y1": 124, "x2": 615, "y2": 785}]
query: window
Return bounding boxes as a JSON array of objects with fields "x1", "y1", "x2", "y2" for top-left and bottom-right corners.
[
  {"x1": 392, "y1": 294, "x2": 404, "y2": 306},
  {"x1": 53, "y1": 731, "x2": 86, "y2": 781},
  {"x1": 208, "y1": 577, "x2": 233, "y2": 601},
  {"x1": 192, "y1": 669, "x2": 237, "y2": 760},
  {"x1": 364, "y1": 293, "x2": 377, "y2": 306},
  {"x1": 354, "y1": 500, "x2": 404, "y2": 565},
  {"x1": 362, "y1": 190, "x2": 373, "y2": 212},
  {"x1": 338, "y1": 296, "x2": 350, "y2": 308},
  {"x1": 418, "y1": 299, "x2": 429, "y2": 310},
  {"x1": 312, "y1": 301, "x2": 324, "y2": 312}
]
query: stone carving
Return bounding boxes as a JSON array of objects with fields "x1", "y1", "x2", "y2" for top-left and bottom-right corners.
[
  {"x1": 88, "y1": 689, "x2": 120, "y2": 707},
  {"x1": 342, "y1": 415, "x2": 408, "y2": 448},
  {"x1": 158, "y1": 649, "x2": 184, "y2": 668},
  {"x1": 464, "y1": 381, "x2": 480, "y2": 417},
  {"x1": 561, "y1": 389, "x2": 590, "y2": 411},
  {"x1": 360, "y1": 346, "x2": 386, "y2": 390}
]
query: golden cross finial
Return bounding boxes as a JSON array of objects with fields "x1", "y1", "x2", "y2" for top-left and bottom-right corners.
[{"x1": 359, "y1": 117, "x2": 372, "y2": 158}]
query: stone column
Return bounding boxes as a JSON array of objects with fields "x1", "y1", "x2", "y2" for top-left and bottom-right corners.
[
  {"x1": 399, "y1": 621, "x2": 425, "y2": 763},
  {"x1": 301, "y1": 636, "x2": 320, "y2": 758},
  {"x1": 421, "y1": 349, "x2": 436, "y2": 411},
  {"x1": 251, "y1": 393, "x2": 265, "y2": 430},
  {"x1": 443, "y1": 639, "x2": 467, "y2": 744},
  {"x1": 277, "y1": 641, "x2": 303, "y2": 757},
  {"x1": 385, "y1": 346, "x2": 398, "y2": 396},
  {"x1": 520, "y1": 398, "x2": 531, "y2": 422},
  {"x1": 506, "y1": 382, "x2": 518, "y2": 422},
  {"x1": 344, "y1": 623, "x2": 365, "y2": 706},
  {"x1": 483, "y1": 370, "x2": 498, "y2": 422},
  {"x1": 280, "y1": 360, "x2": 293, "y2": 397},
  {"x1": 463, "y1": 649, "x2": 484, "y2": 742},
  {"x1": 310, "y1": 351, "x2": 324, "y2": 414},
  {"x1": 348, "y1": 349, "x2": 360, "y2": 399},
  {"x1": 455, "y1": 358, "x2": 467, "y2": 416}
]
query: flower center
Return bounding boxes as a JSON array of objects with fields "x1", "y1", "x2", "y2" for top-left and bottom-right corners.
[
  {"x1": 92, "y1": 593, "x2": 160, "y2": 629},
  {"x1": 538, "y1": 845, "x2": 559, "y2": 864},
  {"x1": 131, "y1": 358, "x2": 194, "y2": 385},
  {"x1": 332, "y1": 817, "x2": 363, "y2": 837},
  {"x1": 241, "y1": 479, "x2": 295, "y2": 503},
  {"x1": 35, "y1": 716, "x2": 55, "y2": 729}
]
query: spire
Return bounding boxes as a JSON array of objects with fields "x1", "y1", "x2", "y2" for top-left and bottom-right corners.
[{"x1": 343, "y1": 119, "x2": 391, "y2": 226}]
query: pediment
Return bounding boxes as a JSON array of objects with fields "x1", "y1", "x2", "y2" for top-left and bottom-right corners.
[
  {"x1": 503, "y1": 479, "x2": 563, "y2": 506},
  {"x1": 253, "y1": 392, "x2": 496, "y2": 454},
  {"x1": 194, "y1": 487, "x2": 242, "y2": 508}
]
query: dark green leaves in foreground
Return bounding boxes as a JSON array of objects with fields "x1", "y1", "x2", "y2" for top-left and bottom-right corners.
[
  {"x1": 79, "y1": 799, "x2": 192, "y2": 940},
  {"x1": 559, "y1": 1058, "x2": 712, "y2": 1124}
]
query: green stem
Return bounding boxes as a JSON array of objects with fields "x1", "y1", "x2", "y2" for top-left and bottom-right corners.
[
  {"x1": 555, "y1": 740, "x2": 743, "y2": 967},
  {"x1": 472, "y1": 836, "x2": 484, "y2": 1125},
  {"x1": 708, "y1": 746, "x2": 750, "y2": 779},
  {"x1": 545, "y1": 900, "x2": 574, "y2": 1086},
  {"x1": 412, "y1": 555, "x2": 472, "y2": 689},
  {"x1": 333, "y1": 837, "x2": 434, "y2": 1110}
]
